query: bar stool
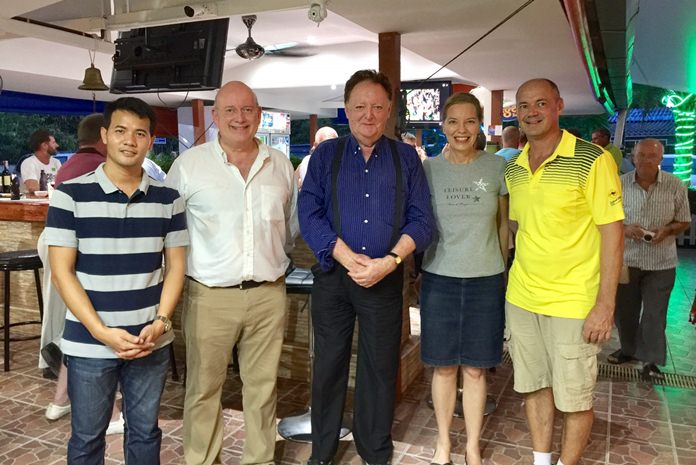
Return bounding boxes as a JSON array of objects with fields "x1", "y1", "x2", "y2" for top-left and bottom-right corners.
[
  {"x1": 0, "y1": 249, "x2": 44, "y2": 371},
  {"x1": 277, "y1": 265, "x2": 351, "y2": 442}
]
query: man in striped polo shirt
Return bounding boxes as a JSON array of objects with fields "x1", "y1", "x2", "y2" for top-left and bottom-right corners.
[
  {"x1": 45, "y1": 97, "x2": 189, "y2": 464},
  {"x1": 610, "y1": 139, "x2": 690, "y2": 378},
  {"x1": 505, "y1": 79, "x2": 624, "y2": 465}
]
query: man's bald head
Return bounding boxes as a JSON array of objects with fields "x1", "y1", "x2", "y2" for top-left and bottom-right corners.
[
  {"x1": 501, "y1": 126, "x2": 521, "y2": 148},
  {"x1": 516, "y1": 78, "x2": 561, "y2": 101},
  {"x1": 214, "y1": 81, "x2": 259, "y2": 109},
  {"x1": 314, "y1": 126, "x2": 338, "y2": 147},
  {"x1": 633, "y1": 138, "x2": 664, "y2": 157}
]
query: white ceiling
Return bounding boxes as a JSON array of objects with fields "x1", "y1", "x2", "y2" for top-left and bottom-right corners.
[{"x1": 0, "y1": 0, "x2": 652, "y2": 119}]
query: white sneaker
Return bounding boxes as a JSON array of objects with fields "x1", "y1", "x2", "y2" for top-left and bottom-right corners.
[
  {"x1": 106, "y1": 413, "x2": 124, "y2": 435},
  {"x1": 45, "y1": 402, "x2": 71, "y2": 420}
]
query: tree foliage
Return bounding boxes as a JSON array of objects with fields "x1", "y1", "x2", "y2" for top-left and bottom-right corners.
[{"x1": 0, "y1": 113, "x2": 81, "y2": 163}]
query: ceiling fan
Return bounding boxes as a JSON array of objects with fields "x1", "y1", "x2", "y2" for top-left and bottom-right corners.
[{"x1": 231, "y1": 15, "x2": 315, "y2": 60}]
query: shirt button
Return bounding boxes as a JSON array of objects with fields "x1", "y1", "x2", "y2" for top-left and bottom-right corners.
[
  {"x1": 364, "y1": 169, "x2": 368, "y2": 173},
  {"x1": 361, "y1": 246, "x2": 366, "y2": 250},
  {"x1": 365, "y1": 193, "x2": 370, "y2": 198},
  {"x1": 364, "y1": 219, "x2": 369, "y2": 224}
]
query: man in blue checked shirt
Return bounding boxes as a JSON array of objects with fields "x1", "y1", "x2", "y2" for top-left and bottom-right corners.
[
  {"x1": 299, "y1": 69, "x2": 433, "y2": 465},
  {"x1": 45, "y1": 97, "x2": 188, "y2": 465}
]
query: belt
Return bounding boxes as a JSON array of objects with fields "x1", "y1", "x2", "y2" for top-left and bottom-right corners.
[
  {"x1": 187, "y1": 276, "x2": 268, "y2": 290},
  {"x1": 235, "y1": 280, "x2": 268, "y2": 290}
]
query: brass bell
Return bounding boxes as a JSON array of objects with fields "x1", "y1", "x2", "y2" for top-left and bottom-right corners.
[{"x1": 78, "y1": 64, "x2": 109, "y2": 91}]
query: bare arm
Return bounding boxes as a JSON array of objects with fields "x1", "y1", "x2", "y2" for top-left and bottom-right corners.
[
  {"x1": 652, "y1": 220, "x2": 690, "y2": 243},
  {"x1": 49, "y1": 246, "x2": 151, "y2": 358},
  {"x1": 497, "y1": 195, "x2": 509, "y2": 268},
  {"x1": 582, "y1": 220, "x2": 624, "y2": 343},
  {"x1": 138, "y1": 246, "x2": 187, "y2": 345}
]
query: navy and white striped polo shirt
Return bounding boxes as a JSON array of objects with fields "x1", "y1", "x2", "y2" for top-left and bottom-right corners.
[{"x1": 44, "y1": 164, "x2": 189, "y2": 358}]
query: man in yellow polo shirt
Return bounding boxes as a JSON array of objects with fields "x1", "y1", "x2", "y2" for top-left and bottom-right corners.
[{"x1": 505, "y1": 79, "x2": 624, "y2": 465}]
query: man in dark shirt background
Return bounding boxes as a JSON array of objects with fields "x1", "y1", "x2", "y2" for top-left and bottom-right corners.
[{"x1": 298, "y1": 69, "x2": 433, "y2": 465}]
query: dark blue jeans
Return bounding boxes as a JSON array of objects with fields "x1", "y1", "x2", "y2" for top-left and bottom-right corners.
[{"x1": 65, "y1": 346, "x2": 170, "y2": 465}]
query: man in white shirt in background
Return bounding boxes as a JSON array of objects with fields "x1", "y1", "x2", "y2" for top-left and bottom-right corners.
[
  {"x1": 21, "y1": 129, "x2": 61, "y2": 194},
  {"x1": 296, "y1": 126, "x2": 338, "y2": 189},
  {"x1": 166, "y1": 80, "x2": 297, "y2": 465}
]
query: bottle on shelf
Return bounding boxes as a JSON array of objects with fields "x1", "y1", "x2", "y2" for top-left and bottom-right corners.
[
  {"x1": 1, "y1": 160, "x2": 12, "y2": 194},
  {"x1": 39, "y1": 170, "x2": 48, "y2": 191},
  {"x1": 10, "y1": 175, "x2": 20, "y2": 200}
]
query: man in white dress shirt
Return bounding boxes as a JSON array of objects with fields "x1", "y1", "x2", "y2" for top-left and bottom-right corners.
[{"x1": 166, "y1": 80, "x2": 298, "y2": 465}]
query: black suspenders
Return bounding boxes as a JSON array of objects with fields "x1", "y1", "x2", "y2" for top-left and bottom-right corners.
[{"x1": 330, "y1": 137, "x2": 403, "y2": 249}]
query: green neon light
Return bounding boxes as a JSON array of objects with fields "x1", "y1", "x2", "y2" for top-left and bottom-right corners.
[{"x1": 662, "y1": 91, "x2": 696, "y2": 185}]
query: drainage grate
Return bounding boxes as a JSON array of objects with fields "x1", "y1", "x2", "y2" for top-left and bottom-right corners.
[
  {"x1": 501, "y1": 350, "x2": 696, "y2": 389},
  {"x1": 598, "y1": 363, "x2": 696, "y2": 389}
]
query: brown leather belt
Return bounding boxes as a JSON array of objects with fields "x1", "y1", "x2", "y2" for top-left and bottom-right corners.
[{"x1": 187, "y1": 276, "x2": 268, "y2": 290}]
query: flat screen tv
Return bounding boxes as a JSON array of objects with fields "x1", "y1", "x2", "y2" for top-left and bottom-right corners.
[
  {"x1": 401, "y1": 80, "x2": 452, "y2": 126},
  {"x1": 110, "y1": 18, "x2": 229, "y2": 94}
]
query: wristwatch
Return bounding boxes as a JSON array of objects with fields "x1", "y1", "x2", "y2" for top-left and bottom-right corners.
[
  {"x1": 154, "y1": 315, "x2": 172, "y2": 332},
  {"x1": 387, "y1": 252, "x2": 402, "y2": 265}
]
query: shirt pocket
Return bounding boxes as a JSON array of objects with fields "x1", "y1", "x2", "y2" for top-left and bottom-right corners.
[{"x1": 261, "y1": 185, "x2": 287, "y2": 222}]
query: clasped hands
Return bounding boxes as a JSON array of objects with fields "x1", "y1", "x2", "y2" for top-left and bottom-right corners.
[
  {"x1": 94, "y1": 321, "x2": 166, "y2": 360},
  {"x1": 344, "y1": 254, "x2": 396, "y2": 288}
]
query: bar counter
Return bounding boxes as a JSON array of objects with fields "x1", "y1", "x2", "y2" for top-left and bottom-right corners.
[{"x1": 0, "y1": 197, "x2": 48, "y2": 336}]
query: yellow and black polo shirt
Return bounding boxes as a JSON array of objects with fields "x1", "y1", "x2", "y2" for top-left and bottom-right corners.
[{"x1": 505, "y1": 130, "x2": 624, "y2": 319}]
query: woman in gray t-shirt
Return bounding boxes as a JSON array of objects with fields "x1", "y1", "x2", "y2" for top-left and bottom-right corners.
[{"x1": 420, "y1": 92, "x2": 508, "y2": 465}]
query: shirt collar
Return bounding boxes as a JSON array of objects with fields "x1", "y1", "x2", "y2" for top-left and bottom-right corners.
[
  {"x1": 630, "y1": 169, "x2": 663, "y2": 185},
  {"x1": 214, "y1": 136, "x2": 269, "y2": 164},
  {"x1": 347, "y1": 134, "x2": 387, "y2": 157},
  {"x1": 95, "y1": 163, "x2": 150, "y2": 196},
  {"x1": 515, "y1": 129, "x2": 575, "y2": 170}
]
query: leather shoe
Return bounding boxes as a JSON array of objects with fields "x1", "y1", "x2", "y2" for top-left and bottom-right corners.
[
  {"x1": 607, "y1": 349, "x2": 633, "y2": 364},
  {"x1": 45, "y1": 402, "x2": 71, "y2": 420}
]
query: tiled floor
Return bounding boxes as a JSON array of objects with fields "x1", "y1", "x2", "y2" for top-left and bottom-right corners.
[{"x1": 2, "y1": 251, "x2": 696, "y2": 465}]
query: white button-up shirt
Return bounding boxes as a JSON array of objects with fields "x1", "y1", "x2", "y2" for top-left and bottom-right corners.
[{"x1": 166, "y1": 138, "x2": 298, "y2": 287}]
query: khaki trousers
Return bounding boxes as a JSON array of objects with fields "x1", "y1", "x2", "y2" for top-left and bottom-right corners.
[{"x1": 182, "y1": 278, "x2": 287, "y2": 465}]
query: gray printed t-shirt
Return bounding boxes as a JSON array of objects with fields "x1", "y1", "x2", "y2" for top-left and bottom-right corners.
[{"x1": 422, "y1": 151, "x2": 507, "y2": 278}]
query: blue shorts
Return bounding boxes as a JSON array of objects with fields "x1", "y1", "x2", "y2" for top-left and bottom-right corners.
[{"x1": 420, "y1": 271, "x2": 505, "y2": 368}]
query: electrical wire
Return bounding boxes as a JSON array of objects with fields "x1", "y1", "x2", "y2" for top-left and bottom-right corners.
[{"x1": 409, "y1": 0, "x2": 536, "y2": 90}]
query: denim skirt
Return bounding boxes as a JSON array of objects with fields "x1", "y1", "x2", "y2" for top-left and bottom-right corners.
[{"x1": 420, "y1": 271, "x2": 505, "y2": 368}]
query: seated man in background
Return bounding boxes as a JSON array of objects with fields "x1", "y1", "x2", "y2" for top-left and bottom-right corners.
[{"x1": 21, "y1": 129, "x2": 61, "y2": 194}]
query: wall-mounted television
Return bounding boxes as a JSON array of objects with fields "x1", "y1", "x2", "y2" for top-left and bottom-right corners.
[
  {"x1": 110, "y1": 18, "x2": 229, "y2": 94},
  {"x1": 401, "y1": 80, "x2": 452, "y2": 126}
]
